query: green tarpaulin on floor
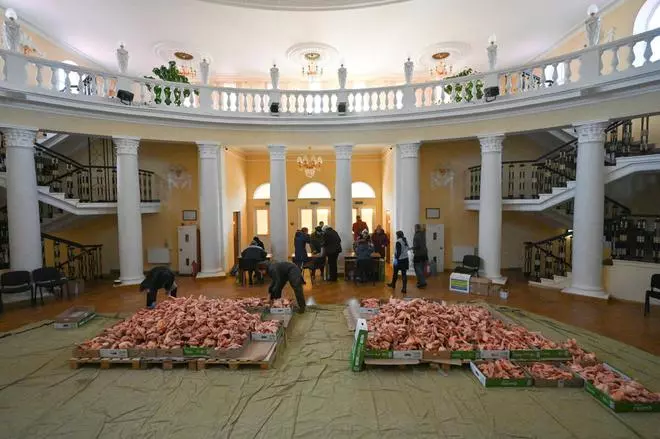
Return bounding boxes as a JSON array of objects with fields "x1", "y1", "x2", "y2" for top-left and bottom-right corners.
[{"x1": 0, "y1": 305, "x2": 658, "y2": 439}]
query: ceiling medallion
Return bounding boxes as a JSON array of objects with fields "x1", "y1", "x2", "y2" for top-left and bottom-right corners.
[
  {"x1": 286, "y1": 42, "x2": 339, "y2": 84},
  {"x1": 152, "y1": 42, "x2": 213, "y2": 80},
  {"x1": 196, "y1": 0, "x2": 413, "y2": 11},
  {"x1": 297, "y1": 148, "x2": 323, "y2": 178},
  {"x1": 418, "y1": 42, "x2": 471, "y2": 79},
  {"x1": 174, "y1": 51, "x2": 197, "y2": 81},
  {"x1": 303, "y1": 52, "x2": 323, "y2": 82}
]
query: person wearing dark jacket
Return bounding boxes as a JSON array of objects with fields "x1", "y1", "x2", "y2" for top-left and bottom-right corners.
[
  {"x1": 355, "y1": 237, "x2": 374, "y2": 283},
  {"x1": 322, "y1": 225, "x2": 342, "y2": 281},
  {"x1": 387, "y1": 230, "x2": 410, "y2": 294},
  {"x1": 309, "y1": 226, "x2": 326, "y2": 280},
  {"x1": 241, "y1": 241, "x2": 268, "y2": 285},
  {"x1": 412, "y1": 224, "x2": 429, "y2": 289},
  {"x1": 371, "y1": 225, "x2": 389, "y2": 259},
  {"x1": 267, "y1": 261, "x2": 306, "y2": 312},
  {"x1": 139, "y1": 266, "x2": 178, "y2": 308},
  {"x1": 293, "y1": 228, "x2": 310, "y2": 268}
]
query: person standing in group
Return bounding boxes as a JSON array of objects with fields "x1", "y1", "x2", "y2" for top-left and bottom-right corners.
[
  {"x1": 352, "y1": 215, "x2": 368, "y2": 240},
  {"x1": 371, "y1": 225, "x2": 389, "y2": 259},
  {"x1": 240, "y1": 240, "x2": 268, "y2": 285},
  {"x1": 293, "y1": 228, "x2": 310, "y2": 284},
  {"x1": 252, "y1": 236, "x2": 265, "y2": 250},
  {"x1": 412, "y1": 224, "x2": 428, "y2": 289},
  {"x1": 387, "y1": 230, "x2": 410, "y2": 294},
  {"x1": 309, "y1": 226, "x2": 326, "y2": 280},
  {"x1": 322, "y1": 225, "x2": 342, "y2": 281}
]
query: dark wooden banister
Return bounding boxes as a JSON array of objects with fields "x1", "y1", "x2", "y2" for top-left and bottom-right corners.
[{"x1": 525, "y1": 230, "x2": 573, "y2": 247}]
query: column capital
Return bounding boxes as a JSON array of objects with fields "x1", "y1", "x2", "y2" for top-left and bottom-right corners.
[
  {"x1": 113, "y1": 136, "x2": 140, "y2": 156},
  {"x1": 268, "y1": 144, "x2": 287, "y2": 160},
  {"x1": 197, "y1": 142, "x2": 220, "y2": 159},
  {"x1": 334, "y1": 144, "x2": 353, "y2": 160},
  {"x1": 479, "y1": 134, "x2": 505, "y2": 154},
  {"x1": 397, "y1": 142, "x2": 420, "y2": 159},
  {"x1": 574, "y1": 121, "x2": 608, "y2": 143},
  {"x1": 1, "y1": 127, "x2": 37, "y2": 148}
]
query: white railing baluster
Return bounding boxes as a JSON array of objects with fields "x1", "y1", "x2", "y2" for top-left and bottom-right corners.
[
  {"x1": 50, "y1": 66, "x2": 57, "y2": 91},
  {"x1": 63, "y1": 69, "x2": 71, "y2": 94},
  {"x1": 35, "y1": 64, "x2": 42, "y2": 88},
  {"x1": 627, "y1": 42, "x2": 636, "y2": 69},
  {"x1": 611, "y1": 46, "x2": 620, "y2": 72},
  {"x1": 643, "y1": 38, "x2": 653, "y2": 65}
]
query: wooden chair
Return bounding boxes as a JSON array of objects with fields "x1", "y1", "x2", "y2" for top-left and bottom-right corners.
[{"x1": 644, "y1": 273, "x2": 660, "y2": 316}]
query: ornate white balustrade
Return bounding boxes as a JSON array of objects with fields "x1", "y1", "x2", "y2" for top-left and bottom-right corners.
[{"x1": 0, "y1": 28, "x2": 658, "y2": 121}]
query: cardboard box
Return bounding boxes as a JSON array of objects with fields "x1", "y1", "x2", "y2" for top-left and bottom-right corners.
[
  {"x1": 423, "y1": 350, "x2": 477, "y2": 361},
  {"x1": 99, "y1": 348, "x2": 129, "y2": 358},
  {"x1": 449, "y1": 272, "x2": 471, "y2": 294},
  {"x1": 479, "y1": 349, "x2": 510, "y2": 360},
  {"x1": 470, "y1": 277, "x2": 491, "y2": 296},
  {"x1": 509, "y1": 349, "x2": 541, "y2": 361},
  {"x1": 269, "y1": 307, "x2": 293, "y2": 315},
  {"x1": 154, "y1": 348, "x2": 185, "y2": 358},
  {"x1": 470, "y1": 361, "x2": 533, "y2": 388},
  {"x1": 54, "y1": 307, "x2": 96, "y2": 329},
  {"x1": 538, "y1": 349, "x2": 571, "y2": 361},
  {"x1": 365, "y1": 349, "x2": 423, "y2": 360},
  {"x1": 522, "y1": 362, "x2": 584, "y2": 388},
  {"x1": 72, "y1": 346, "x2": 100, "y2": 358},
  {"x1": 349, "y1": 318, "x2": 368, "y2": 372},
  {"x1": 251, "y1": 325, "x2": 284, "y2": 342},
  {"x1": 579, "y1": 363, "x2": 660, "y2": 412},
  {"x1": 182, "y1": 341, "x2": 249, "y2": 359}
]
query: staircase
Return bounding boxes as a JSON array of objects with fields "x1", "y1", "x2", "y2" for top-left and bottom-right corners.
[
  {"x1": 464, "y1": 117, "x2": 659, "y2": 212},
  {"x1": 0, "y1": 134, "x2": 162, "y2": 275}
]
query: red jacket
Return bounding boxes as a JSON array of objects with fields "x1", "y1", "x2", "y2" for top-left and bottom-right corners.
[{"x1": 352, "y1": 220, "x2": 368, "y2": 239}]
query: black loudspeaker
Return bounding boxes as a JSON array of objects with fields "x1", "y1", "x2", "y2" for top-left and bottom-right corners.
[
  {"x1": 117, "y1": 89, "x2": 134, "y2": 105},
  {"x1": 484, "y1": 86, "x2": 500, "y2": 102},
  {"x1": 270, "y1": 102, "x2": 280, "y2": 115},
  {"x1": 337, "y1": 102, "x2": 347, "y2": 115}
]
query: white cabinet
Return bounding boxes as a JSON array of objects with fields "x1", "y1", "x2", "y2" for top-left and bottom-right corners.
[
  {"x1": 177, "y1": 225, "x2": 198, "y2": 275},
  {"x1": 426, "y1": 224, "x2": 445, "y2": 273}
]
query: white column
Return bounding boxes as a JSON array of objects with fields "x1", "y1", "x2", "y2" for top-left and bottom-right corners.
[
  {"x1": 478, "y1": 134, "x2": 505, "y2": 281},
  {"x1": 218, "y1": 146, "x2": 229, "y2": 272},
  {"x1": 2, "y1": 127, "x2": 41, "y2": 271},
  {"x1": 196, "y1": 142, "x2": 224, "y2": 278},
  {"x1": 335, "y1": 144, "x2": 353, "y2": 253},
  {"x1": 114, "y1": 136, "x2": 144, "y2": 285},
  {"x1": 269, "y1": 145, "x2": 288, "y2": 261},
  {"x1": 397, "y1": 142, "x2": 421, "y2": 247},
  {"x1": 563, "y1": 121, "x2": 609, "y2": 299}
]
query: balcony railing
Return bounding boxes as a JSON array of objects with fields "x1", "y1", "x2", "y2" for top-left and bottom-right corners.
[{"x1": 0, "y1": 28, "x2": 658, "y2": 120}]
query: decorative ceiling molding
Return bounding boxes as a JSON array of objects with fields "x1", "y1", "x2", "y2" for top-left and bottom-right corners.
[
  {"x1": 196, "y1": 0, "x2": 413, "y2": 11},
  {"x1": 417, "y1": 42, "x2": 472, "y2": 69},
  {"x1": 152, "y1": 41, "x2": 213, "y2": 66},
  {"x1": 285, "y1": 42, "x2": 339, "y2": 67}
]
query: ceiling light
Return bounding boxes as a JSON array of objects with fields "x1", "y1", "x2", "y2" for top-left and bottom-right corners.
[
  {"x1": 302, "y1": 52, "x2": 323, "y2": 83},
  {"x1": 4, "y1": 8, "x2": 17, "y2": 21},
  {"x1": 174, "y1": 51, "x2": 197, "y2": 82},
  {"x1": 429, "y1": 52, "x2": 453, "y2": 79}
]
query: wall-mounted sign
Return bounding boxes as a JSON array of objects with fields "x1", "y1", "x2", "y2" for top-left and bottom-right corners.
[{"x1": 182, "y1": 210, "x2": 197, "y2": 221}]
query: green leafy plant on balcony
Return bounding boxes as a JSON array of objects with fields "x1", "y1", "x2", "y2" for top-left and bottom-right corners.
[
  {"x1": 144, "y1": 61, "x2": 197, "y2": 106},
  {"x1": 442, "y1": 68, "x2": 484, "y2": 103}
]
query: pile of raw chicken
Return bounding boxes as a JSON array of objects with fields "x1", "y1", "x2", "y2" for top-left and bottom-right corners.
[
  {"x1": 569, "y1": 363, "x2": 660, "y2": 403},
  {"x1": 361, "y1": 298, "x2": 381, "y2": 309},
  {"x1": 527, "y1": 363, "x2": 574, "y2": 381},
  {"x1": 365, "y1": 299, "x2": 561, "y2": 352},
  {"x1": 477, "y1": 360, "x2": 526, "y2": 379},
  {"x1": 271, "y1": 298, "x2": 292, "y2": 308},
  {"x1": 80, "y1": 296, "x2": 280, "y2": 351}
]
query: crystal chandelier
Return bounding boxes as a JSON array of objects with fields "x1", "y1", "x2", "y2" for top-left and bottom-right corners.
[
  {"x1": 174, "y1": 51, "x2": 197, "y2": 82},
  {"x1": 302, "y1": 52, "x2": 323, "y2": 82},
  {"x1": 429, "y1": 52, "x2": 453, "y2": 79},
  {"x1": 297, "y1": 148, "x2": 323, "y2": 178}
]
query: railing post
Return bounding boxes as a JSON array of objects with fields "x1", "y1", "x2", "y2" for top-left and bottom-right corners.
[{"x1": 580, "y1": 47, "x2": 602, "y2": 83}]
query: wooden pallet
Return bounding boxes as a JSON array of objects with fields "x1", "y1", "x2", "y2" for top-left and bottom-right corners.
[
  {"x1": 69, "y1": 357, "x2": 197, "y2": 370},
  {"x1": 197, "y1": 339, "x2": 280, "y2": 370}
]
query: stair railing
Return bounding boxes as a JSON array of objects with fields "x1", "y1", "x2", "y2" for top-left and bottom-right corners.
[
  {"x1": 606, "y1": 214, "x2": 660, "y2": 263},
  {"x1": 523, "y1": 231, "x2": 573, "y2": 281},
  {"x1": 465, "y1": 117, "x2": 653, "y2": 200},
  {"x1": 41, "y1": 233, "x2": 103, "y2": 280}
]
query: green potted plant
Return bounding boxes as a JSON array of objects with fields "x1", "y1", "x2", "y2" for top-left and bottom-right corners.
[
  {"x1": 145, "y1": 61, "x2": 197, "y2": 106},
  {"x1": 442, "y1": 67, "x2": 484, "y2": 103}
]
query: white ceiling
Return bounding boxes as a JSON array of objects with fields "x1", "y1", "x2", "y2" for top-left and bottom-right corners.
[{"x1": 3, "y1": 0, "x2": 616, "y2": 87}]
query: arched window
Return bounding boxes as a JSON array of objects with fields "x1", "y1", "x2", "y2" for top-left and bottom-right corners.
[
  {"x1": 633, "y1": 0, "x2": 660, "y2": 65},
  {"x1": 351, "y1": 181, "x2": 376, "y2": 198},
  {"x1": 297, "y1": 182, "x2": 331, "y2": 199},
  {"x1": 253, "y1": 183, "x2": 270, "y2": 200}
]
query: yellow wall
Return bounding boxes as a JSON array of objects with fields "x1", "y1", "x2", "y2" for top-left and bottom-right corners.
[
  {"x1": 544, "y1": 0, "x2": 646, "y2": 58},
  {"x1": 224, "y1": 149, "x2": 249, "y2": 267},
  {"x1": 382, "y1": 148, "x2": 395, "y2": 243},
  {"x1": 419, "y1": 137, "x2": 563, "y2": 270},
  {"x1": 245, "y1": 152, "x2": 383, "y2": 255}
]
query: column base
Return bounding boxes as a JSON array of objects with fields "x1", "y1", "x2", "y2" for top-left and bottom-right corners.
[
  {"x1": 196, "y1": 270, "x2": 226, "y2": 279},
  {"x1": 113, "y1": 276, "x2": 145, "y2": 287},
  {"x1": 561, "y1": 286, "x2": 610, "y2": 300}
]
